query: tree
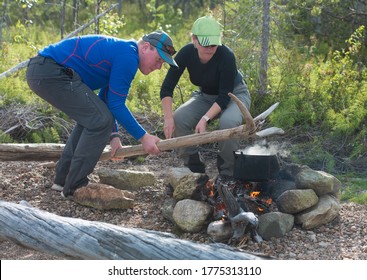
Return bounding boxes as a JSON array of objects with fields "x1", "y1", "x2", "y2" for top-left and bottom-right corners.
[
  {"x1": 73, "y1": 0, "x2": 80, "y2": 30},
  {"x1": 60, "y1": 0, "x2": 66, "y2": 38},
  {"x1": 259, "y1": 0, "x2": 270, "y2": 95},
  {"x1": 0, "y1": 0, "x2": 8, "y2": 46}
]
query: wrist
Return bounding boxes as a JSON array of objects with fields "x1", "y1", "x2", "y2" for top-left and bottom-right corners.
[
  {"x1": 110, "y1": 133, "x2": 122, "y2": 141},
  {"x1": 202, "y1": 115, "x2": 210, "y2": 122}
]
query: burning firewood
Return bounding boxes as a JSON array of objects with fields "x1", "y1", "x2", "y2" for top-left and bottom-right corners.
[{"x1": 215, "y1": 181, "x2": 263, "y2": 244}]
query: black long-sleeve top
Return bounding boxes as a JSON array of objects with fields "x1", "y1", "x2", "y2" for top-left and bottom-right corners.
[{"x1": 160, "y1": 43, "x2": 243, "y2": 110}]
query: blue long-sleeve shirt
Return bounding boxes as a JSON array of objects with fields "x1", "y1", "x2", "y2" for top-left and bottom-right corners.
[{"x1": 39, "y1": 35, "x2": 146, "y2": 140}]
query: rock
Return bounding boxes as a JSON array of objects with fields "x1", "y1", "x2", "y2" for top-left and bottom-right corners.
[
  {"x1": 277, "y1": 162, "x2": 312, "y2": 180},
  {"x1": 97, "y1": 167, "x2": 156, "y2": 191},
  {"x1": 161, "y1": 197, "x2": 176, "y2": 223},
  {"x1": 295, "y1": 194, "x2": 341, "y2": 230},
  {"x1": 166, "y1": 167, "x2": 194, "y2": 189},
  {"x1": 257, "y1": 212, "x2": 294, "y2": 240},
  {"x1": 295, "y1": 169, "x2": 341, "y2": 196},
  {"x1": 331, "y1": 177, "x2": 342, "y2": 199},
  {"x1": 172, "y1": 199, "x2": 213, "y2": 233},
  {"x1": 276, "y1": 189, "x2": 319, "y2": 214},
  {"x1": 173, "y1": 173, "x2": 209, "y2": 201},
  {"x1": 207, "y1": 220, "x2": 233, "y2": 242},
  {"x1": 260, "y1": 179, "x2": 297, "y2": 201},
  {"x1": 73, "y1": 183, "x2": 134, "y2": 210}
]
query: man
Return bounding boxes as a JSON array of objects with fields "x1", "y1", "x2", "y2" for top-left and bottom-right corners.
[{"x1": 26, "y1": 30, "x2": 178, "y2": 197}]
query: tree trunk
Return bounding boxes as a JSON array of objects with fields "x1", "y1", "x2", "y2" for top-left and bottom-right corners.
[
  {"x1": 60, "y1": 0, "x2": 66, "y2": 39},
  {"x1": 0, "y1": 0, "x2": 8, "y2": 46},
  {"x1": 0, "y1": 200, "x2": 269, "y2": 260},
  {"x1": 95, "y1": 0, "x2": 102, "y2": 34},
  {"x1": 259, "y1": 0, "x2": 270, "y2": 95},
  {"x1": 73, "y1": 0, "x2": 80, "y2": 30}
]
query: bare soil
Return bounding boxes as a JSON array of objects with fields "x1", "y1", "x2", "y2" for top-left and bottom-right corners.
[{"x1": 1, "y1": 148, "x2": 367, "y2": 260}]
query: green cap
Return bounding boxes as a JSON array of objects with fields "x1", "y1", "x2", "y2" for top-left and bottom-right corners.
[{"x1": 191, "y1": 16, "x2": 222, "y2": 46}]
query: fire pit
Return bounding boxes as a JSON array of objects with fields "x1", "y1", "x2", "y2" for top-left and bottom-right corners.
[
  {"x1": 204, "y1": 175, "x2": 279, "y2": 243},
  {"x1": 164, "y1": 147, "x2": 342, "y2": 244}
]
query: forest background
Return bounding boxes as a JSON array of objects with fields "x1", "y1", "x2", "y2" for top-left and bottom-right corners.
[{"x1": 0, "y1": 0, "x2": 366, "y2": 203}]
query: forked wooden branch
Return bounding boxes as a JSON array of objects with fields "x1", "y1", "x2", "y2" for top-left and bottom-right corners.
[{"x1": 100, "y1": 93, "x2": 283, "y2": 160}]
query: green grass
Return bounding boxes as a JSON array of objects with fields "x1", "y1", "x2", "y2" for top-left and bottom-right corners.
[{"x1": 340, "y1": 177, "x2": 367, "y2": 204}]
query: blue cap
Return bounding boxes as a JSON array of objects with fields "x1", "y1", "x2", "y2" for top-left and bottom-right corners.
[{"x1": 143, "y1": 30, "x2": 178, "y2": 69}]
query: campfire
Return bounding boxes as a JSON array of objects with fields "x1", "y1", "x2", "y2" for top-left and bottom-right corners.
[
  {"x1": 205, "y1": 177, "x2": 274, "y2": 218},
  {"x1": 203, "y1": 174, "x2": 279, "y2": 244}
]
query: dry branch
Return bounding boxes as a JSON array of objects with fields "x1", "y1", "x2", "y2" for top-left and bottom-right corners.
[
  {"x1": 0, "y1": 200, "x2": 269, "y2": 260},
  {"x1": 101, "y1": 99, "x2": 281, "y2": 160}
]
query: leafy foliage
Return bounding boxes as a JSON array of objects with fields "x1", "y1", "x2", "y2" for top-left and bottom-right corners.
[
  {"x1": 30, "y1": 126, "x2": 61, "y2": 143},
  {"x1": 265, "y1": 26, "x2": 367, "y2": 166}
]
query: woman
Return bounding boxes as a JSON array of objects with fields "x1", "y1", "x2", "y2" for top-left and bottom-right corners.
[{"x1": 160, "y1": 16, "x2": 251, "y2": 180}]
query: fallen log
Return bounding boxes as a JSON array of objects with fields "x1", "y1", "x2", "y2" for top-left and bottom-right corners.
[
  {"x1": 0, "y1": 200, "x2": 270, "y2": 260},
  {"x1": 0, "y1": 143, "x2": 66, "y2": 161},
  {"x1": 0, "y1": 98, "x2": 283, "y2": 161}
]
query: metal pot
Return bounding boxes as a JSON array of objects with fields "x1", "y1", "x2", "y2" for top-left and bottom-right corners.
[{"x1": 233, "y1": 151, "x2": 280, "y2": 182}]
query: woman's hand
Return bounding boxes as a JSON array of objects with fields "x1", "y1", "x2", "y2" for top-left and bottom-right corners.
[
  {"x1": 163, "y1": 117, "x2": 175, "y2": 139},
  {"x1": 195, "y1": 117, "x2": 208, "y2": 134}
]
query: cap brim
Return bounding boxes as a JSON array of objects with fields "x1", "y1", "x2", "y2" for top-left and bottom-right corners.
[
  {"x1": 157, "y1": 48, "x2": 179, "y2": 69},
  {"x1": 198, "y1": 35, "x2": 221, "y2": 46}
]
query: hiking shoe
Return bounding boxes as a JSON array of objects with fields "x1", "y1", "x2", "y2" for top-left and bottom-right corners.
[
  {"x1": 61, "y1": 191, "x2": 73, "y2": 200},
  {"x1": 185, "y1": 153, "x2": 206, "y2": 173},
  {"x1": 51, "y1": 183, "x2": 63, "y2": 191}
]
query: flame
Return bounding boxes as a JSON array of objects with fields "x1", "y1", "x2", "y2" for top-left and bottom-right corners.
[
  {"x1": 206, "y1": 179, "x2": 215, "y2": 197},
  {"x1": 250, "y1": 191, "x2": 260, "y2": 198},
  {"x1": 217, "y1": 202, "x2": 225, "y2": 210}
]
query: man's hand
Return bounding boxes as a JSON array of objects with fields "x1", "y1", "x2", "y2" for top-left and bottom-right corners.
[
  {"x1": 110, "y1": 137, "x2": 123, "y2": 159},
  {"x1": 140, "y1": 133, "x2": 161, "y2": 154}
]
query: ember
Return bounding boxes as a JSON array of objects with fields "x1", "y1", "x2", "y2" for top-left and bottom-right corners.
[
  {"x1": 205, "y1": 177, "x2": 275, "y2": 217},
  {"x1": 203, "y1": 176, "x2": 281, "y2": 244}
]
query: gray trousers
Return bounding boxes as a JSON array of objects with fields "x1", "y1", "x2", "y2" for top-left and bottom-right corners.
[
  {"x1": 173, "y1": 81, "x2": 251, "y2": 176},
  {"x1": 26, "y1": 56, "x2": 114, "y2": 196}
]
